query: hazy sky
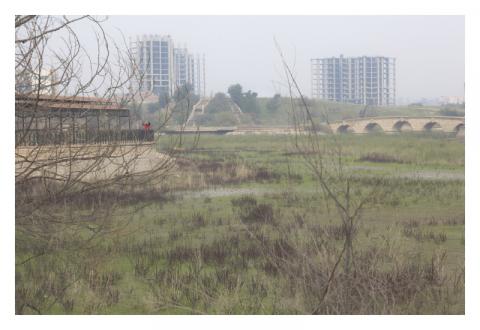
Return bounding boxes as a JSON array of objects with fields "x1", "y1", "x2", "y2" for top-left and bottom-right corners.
[{"x1": 105, "y1": 15, "x2": 464, "y2": 100}]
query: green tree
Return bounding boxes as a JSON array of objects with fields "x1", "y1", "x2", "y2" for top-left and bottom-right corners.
[
  {"x1": 242, "y1": 90, "x2": 259, "y2": 114},
  {"x1": 266, "y1": 93, "x2": 282, "y2": 113},
  {"x1": 227, "y1": 84, "x2": 243, "y2": 107},
  {"x1": 228, "y1": 83, "x2": 260, "y2": 114},
  {"x1": 205, "y1": 93, "x2": 229, "y2": 114}
]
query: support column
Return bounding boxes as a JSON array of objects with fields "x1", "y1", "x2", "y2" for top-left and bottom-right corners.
[
  {"x1": 72, "y1": 111, "x2": 76, "y2": 144},
  {"x1": 97, "y1": 111, "x2": 100, "y2": 144}
]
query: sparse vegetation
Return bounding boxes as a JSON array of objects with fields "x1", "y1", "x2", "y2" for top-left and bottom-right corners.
[{"x1": 16, "y1": 134, "x2": 464, "y2": 314}]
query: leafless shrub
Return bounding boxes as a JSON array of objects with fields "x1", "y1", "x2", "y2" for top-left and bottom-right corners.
[
  {"x1": 168, "y1": 228, "x2": 184, "y2": 242},
  {"x1": 175, "y1": 158, "x2": 282, "y2": 189},
  {"x1": 255, "y1": 167, "x2": 282, "y2": 182},
  {"x1": 15, "y1": 15, "x2": 195, "y2": 314},
  {"x1": 239, "y1": 242, "x2": 262, "y2": 261},
  {"x1": 274, "y1": 41, "x2": 393, "y2": 313},
  {"x1": 436, "y1": 232, "x2": 448, "y2": 243},
  {"x1": 192, "y1": 212, "x2": 206, "y2": 227},
  {"x1": 153, "y1": 217, "x2": 167, "y2": 226},
  {"x1": 230, "y1": 195, "x2": 258, "y2": 210},
  {"x1": 293, "y1": 212, "x2": 305, "y2": 228},
  {"x1": 442, "y1": 216, "x2": 465, "y2": 226},
  {"x1": 200, "y1": 239, "x2": 230, "y2": 265},
  {"x1": 402, "y1": 227, "x2": 448, "y2": 244},
  {"x1": 134, "y1": 255, "x2": 154, "y2": 277},
  {"x1": 197, "y1": 161, "x2": 223, "y2": 172},
  {"x1": 358, "y1": 152, "x2": 406, "y2": 164},
  {"x1": 165, "y1": 244, "x2": 197, "y2": 265},
  {"x1": 231, "y1": 196, "x2": 275, "y2": 225},
  {"x1": 427, "y1": 218, "x2": 439, "y2": 226},
  {"x1": 324, "y1": 224, "x2": 347, "y2": 241}
]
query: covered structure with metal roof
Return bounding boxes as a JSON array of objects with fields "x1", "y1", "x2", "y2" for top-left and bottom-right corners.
[{"x1": 15, "y1": 94, "x2": 153, "y2": 145}]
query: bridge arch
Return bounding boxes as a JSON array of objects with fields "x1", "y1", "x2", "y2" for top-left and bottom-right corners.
[
  {"x1": 392, "y1": 120, "x2": 413, "y2": 132},
  {"x1": 454, "y1": 123, "x2": 465, "y2": 136},
  {"x1": 423, "y1": 121, "x2": 443, "y2": 132},
  {"x1": 363, "y1": 122, "x2": 384, "y2": 133},
  {"x1": 329, "y1": 116, "x2": 464, "y2": 135},
  {"x1": 337, "y1": 124, "x2": 355, "y2": 134}
]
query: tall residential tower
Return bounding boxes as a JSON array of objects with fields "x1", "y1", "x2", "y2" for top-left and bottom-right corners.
[
  {"x1": 131, "y1": 35, "x2": 175, "y2": 96},
  {"x1": 174, "y1": 47, "x2": 195, "y2": 91},
  {"x1": 132, "y1": 35, "x2": 206, "y2": 97},
  {"x1": 311, "y1": 55, "x2": 396, "y2": 106}
]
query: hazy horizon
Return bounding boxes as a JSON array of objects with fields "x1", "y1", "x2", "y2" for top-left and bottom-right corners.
[{"x1": 99, "y1": 15, "x2": 464, "y2": 101}]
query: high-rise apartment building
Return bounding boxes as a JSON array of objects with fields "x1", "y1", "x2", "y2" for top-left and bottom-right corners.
[
  {"x1": 131, "y1": 35, "x2": 175, "y2": 96},
  {"x1": 132, "y1": 35, "x2": 206, "y2": 97},
  {"x1": 174, "y1": 47, "x2": 195, "y2": 91},
  {"x1": 193, "y1": 54, "x2": 206, "y2": 98},
  {"x1": 311, "y1": 55, "x2": 396, "y2": 106}
]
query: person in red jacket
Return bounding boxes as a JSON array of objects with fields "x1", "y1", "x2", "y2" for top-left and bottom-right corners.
[{"x1": 143, "y1": 121, "x2": 151, "y2": 132}]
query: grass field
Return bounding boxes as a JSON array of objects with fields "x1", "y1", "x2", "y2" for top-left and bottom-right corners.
[
  {"x1": 140, "y1": 95, "x2": 464, "y2": 128},
  {"x1": 15, "y1": 133, "x2": 464, "y2": 314},
  {"x1": 253, "y1": 97, "x2": 459, "y2": 126}
]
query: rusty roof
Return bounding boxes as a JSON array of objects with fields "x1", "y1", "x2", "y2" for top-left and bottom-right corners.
[{"x1": 15, "y1": 94, "x2": 129, "y2": 112}]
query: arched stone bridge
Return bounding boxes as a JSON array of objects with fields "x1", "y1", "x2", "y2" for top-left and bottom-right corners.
[{"x1": 329, "y1": 116, "x2": 465, "y2": 134}]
